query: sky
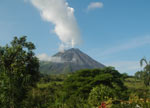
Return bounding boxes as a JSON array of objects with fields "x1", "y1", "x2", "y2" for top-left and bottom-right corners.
[{"x1": 0, "y1": 0, "x2": 150, "y2": 75}]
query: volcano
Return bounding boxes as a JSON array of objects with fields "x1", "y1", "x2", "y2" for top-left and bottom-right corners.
[{"x1": 40, "y1": 48, "x2": 105, "y2": 74}]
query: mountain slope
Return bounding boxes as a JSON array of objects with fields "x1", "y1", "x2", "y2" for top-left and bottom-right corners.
[{"x1": 40, "y1": 48, "x2": 105, "y2": 74}]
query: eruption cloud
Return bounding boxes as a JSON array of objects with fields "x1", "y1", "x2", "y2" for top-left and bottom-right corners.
[{"x1": 30, "y1": 0, "x2": 81, "y2": 51}]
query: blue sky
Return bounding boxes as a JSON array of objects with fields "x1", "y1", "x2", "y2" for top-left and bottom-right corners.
[{"x1": 0, "y1": 0, "x2": 150, "y2": 75}]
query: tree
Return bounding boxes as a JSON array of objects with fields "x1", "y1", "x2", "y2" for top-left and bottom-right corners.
[
  {"x1": 0, "y1": 36, "x2": 40, "y2": 108},
  {"x1": 140, "y1": 57, "x2": 150, "y2": 86},
  {"x1": 63, "y1": 67, "x2": 128, "y2": 103},
  {"x1": 134, "y1": 71, "x2": 144, "y2": 80}
]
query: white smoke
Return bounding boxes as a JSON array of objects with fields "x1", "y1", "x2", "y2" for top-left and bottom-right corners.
[
  {"x1": 37, "y1": 53, "x2": 65, "y2": 63},
  {"x1": 30, "y1": 0, "x2": 81, "y2": 51},
  {"x1": 37, "y1": 53, "x2": 77, "y2": 63}
]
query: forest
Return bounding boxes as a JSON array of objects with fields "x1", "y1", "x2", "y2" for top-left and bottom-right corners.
[{"x1": 0, "y1": 36, "x2": 150, "y2": 108}]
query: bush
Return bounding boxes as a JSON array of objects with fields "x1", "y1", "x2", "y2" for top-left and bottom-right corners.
[{"x1": 88, "y1": 84, "x2": 114, "y2": 107}]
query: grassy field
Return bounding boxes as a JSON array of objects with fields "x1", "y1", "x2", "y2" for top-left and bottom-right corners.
[{"x1": 124, "y1": 77, "x2": 145, "y2": 89}]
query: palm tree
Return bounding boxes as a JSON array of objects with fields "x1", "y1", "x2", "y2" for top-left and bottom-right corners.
[{"x1": 140, "y1": 57, "x2": 150, "y2": 87}]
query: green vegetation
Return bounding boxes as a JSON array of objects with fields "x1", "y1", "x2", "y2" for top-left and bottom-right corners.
[
  {"x1": 1, "y1": 36, "x2": 150, "y2": 108},
  {"x1": 63, "y1": 67, "x2": 128, "y2": 101},
  {"x1": 88, "y1": 84, "x2": 114, "y2": 107},
  {"x1": 0, "y1": 36, "x2": 40, "y2": 108},
  {"x1": 140, "y1": 57, "x2": 150, "y2": 86}
]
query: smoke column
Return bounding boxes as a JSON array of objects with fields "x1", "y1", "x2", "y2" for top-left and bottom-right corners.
[{"x1": 30, "y1": 0, "x2": 81, "y2": 51}]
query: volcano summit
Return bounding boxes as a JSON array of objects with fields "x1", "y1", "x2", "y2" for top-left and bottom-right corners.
[{"x1": 40, "y1": 48, "x2": 105, "y2": 74}]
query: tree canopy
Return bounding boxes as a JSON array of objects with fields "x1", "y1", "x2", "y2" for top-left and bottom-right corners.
[
  {"x1": 0, "y1": 36, "x2": 40, "y2": 108},
  {"x1": 140, "y1": 57, "x2": 150, "y2": 86},
  {"x1": 63, "y1": 67, "x2": 128, "y2": 102}
]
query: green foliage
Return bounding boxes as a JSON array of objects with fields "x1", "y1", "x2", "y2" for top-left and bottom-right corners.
[
  {"x1": 24, "y1": 83, "x2": 62, "y2": 108},
  {"x1": 0, "y1": 36, "x2": 40, "y2": 107},
  {"x1": 121, "y1": 73, "x2": 129, "y2": 80},
  {"x1": 135, "y1": 71, "x2": 144, "y2": 80},
  {"x1": 63, "y1": 67, "x2": 128, "y2": 103},
  {"x1": 88, "y1": 84, "x2": 115, "y2": 107},
  {"x1": 140, "y1": 57, "x2": 150, "y2": 86},
  {"x1": 2, "y1": 36, "x2": 150, "y2": 108},
  {"x1": 123, "y1": 76, "x2": 150, "y2": 108},
  {"x1": 22, "y1": 73, "x2": 67, "y2": 108}
]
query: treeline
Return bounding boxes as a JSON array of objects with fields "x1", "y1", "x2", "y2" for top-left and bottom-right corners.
[{"x1": 0, "y1": 36, "x2": 150, "y2": 108}]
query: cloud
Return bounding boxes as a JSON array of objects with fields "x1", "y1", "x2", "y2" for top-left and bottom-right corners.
[
  {"x1": 30, "y1": 0, "x2": 81, "y2": 51},
  {"x1": 37, "y1": 53, "x2": 77, "y2": 63},
  {"x1": 37, "y1": 53, "x2": 64, "y2": 63},
  {"x1": 106, "y1": 61, "x2": 142, "y2": 75},
  {"x1": 87, "y1": 35, "x2": 150, "y2": 75},
  {"x1": 87, "y1": 2, "x2": 103, "y2": 11},
  {"x1": 100, "y1": 36, "x2": 150, "y2": 56}
]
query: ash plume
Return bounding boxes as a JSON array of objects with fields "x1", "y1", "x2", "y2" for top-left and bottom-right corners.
[{"x1": 30, "y1": 0, "x2": 81, "y2": 51}]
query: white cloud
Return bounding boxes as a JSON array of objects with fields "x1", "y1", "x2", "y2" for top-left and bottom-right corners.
[
  {"x1": 30, "y1": 0, "x2": 81, "y2": 51},
  {"x1": 105, "y1": 61, "x2": 142, "y2": 75},
  {"x1": 37, "y1": 53, "x2": 64, "y2": 63},
  {"x1": 100, "y1": 36, "x2": 150, "y2": 57},
  {"x1": 87, "y1": 2, "x2": 103, "y2": 11},
  {"x1": 37, "y1": 53, "x2": 78, "y2": 63}
]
